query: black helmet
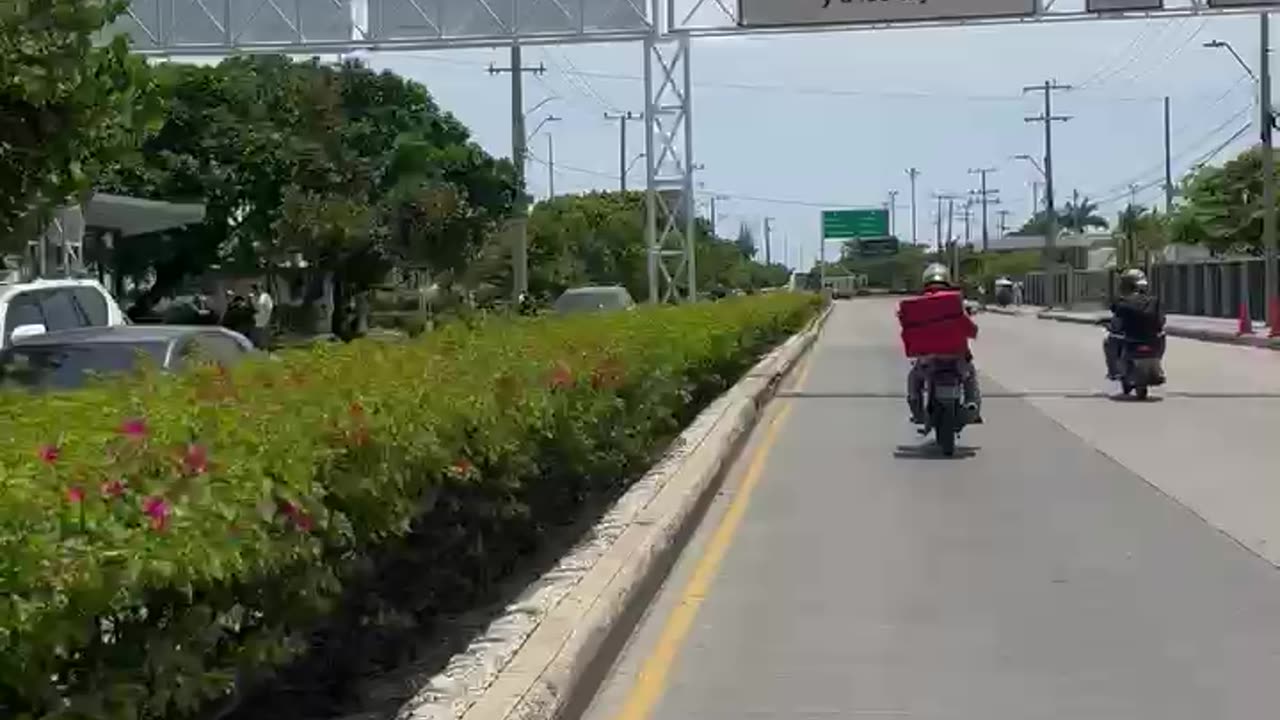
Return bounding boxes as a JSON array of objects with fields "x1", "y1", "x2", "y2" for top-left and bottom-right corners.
[{"x1": 1118, "y1": 267, "x2": 1147, "y2": 295}]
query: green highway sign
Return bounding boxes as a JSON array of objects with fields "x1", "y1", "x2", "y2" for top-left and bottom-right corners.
[{"x1": 822, "y1": 208, "x2": 889, "y2": 239}]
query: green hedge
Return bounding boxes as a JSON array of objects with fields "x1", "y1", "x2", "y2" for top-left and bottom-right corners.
[{"x1": 0, "y1": 294, "x2": 820, "y2": 720}]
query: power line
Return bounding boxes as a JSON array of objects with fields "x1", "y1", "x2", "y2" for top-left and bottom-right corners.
[
  {"x1": 1074, "y1": 19, "x2": 1160, "y2": 88},
  {"x1": 1106, "y1": 18, "x2": 1208, "y2": 89},
  {"x1": 401, "y1": 52, "x2": 1226, "y2": 104},
  {"x1": 1084, "y1": 102, "x2": 1253, "y2": 203},
  {"x1": 1081, "y1": 18, "x2": 1186, "y2": 89}
]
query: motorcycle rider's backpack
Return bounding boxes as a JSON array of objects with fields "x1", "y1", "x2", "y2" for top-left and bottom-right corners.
[{"x1": 898, "y1": 291, "x2": 972, "y2": 358}]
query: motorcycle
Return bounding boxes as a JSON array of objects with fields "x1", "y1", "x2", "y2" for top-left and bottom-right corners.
[
  {"x1": 1099, "y1": 317, "x2": 1166, "y2": 399},
  {"x1": 918, "y1": 356, "x2": 971, "y2": 456}
]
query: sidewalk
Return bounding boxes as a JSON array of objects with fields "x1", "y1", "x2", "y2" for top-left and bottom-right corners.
[{"x1": 985, "y1": 304, "x2": 1280, "y2": 350}]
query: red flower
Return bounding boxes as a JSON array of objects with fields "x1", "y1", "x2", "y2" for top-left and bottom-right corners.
[
  {"x1": 548, "y1": 363, "x2": 574, "y2": 390},
  {"x1": 349, "y1": 400, "x2": 365, "y2": 418},
  {"x1": 101, "y1": 479, "x2": 127, "y2": 499},
  {"x1": 119, "y1": 417, "x2": 148, "y2": 438},
  {"x1": 181, "y1": 444, "x2": 209, "y2": 475},
  {"x1": 38, "y1": 444, "x2": 59, "y2": 464},
  {"x1": 143, "y1": 496, "x2": 170, "y2": 531},
  {"x1": 452, "y1": 458, "x2": 474, "y2": 475},
  {"x1": 277, "y1": 499, "x2": 314, "y2": 532},
  {"x1": 66, "y1": 486, "x2": 85, "y2": 504}
]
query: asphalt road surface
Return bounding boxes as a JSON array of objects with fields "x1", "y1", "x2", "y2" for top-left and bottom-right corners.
[{"x1": 579, "y1": 298, "x2": 1280, "y2": 720}]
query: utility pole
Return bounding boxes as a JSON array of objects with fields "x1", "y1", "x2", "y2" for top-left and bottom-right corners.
[
  {"x1": 888, "y1": 189, "x2": 900, "y2": 236},
  {"x1": 547, "y1": 133, "x2": 555, "y2": 198},
  {"x1": 906, "y1": 167, "x2": 921, "y2": 244},
  {"x1": 604, "y1": 111, "x2": 642, "y2": 191},
  {"x1": 488, "y1": 45, "x2": 546, "y2": 299},
  {"x1": 1262, "y1": 14, "x2": 1277, "y2": 328},
  {"x1": 963, "y1": 197, "x2": 974, "y2": 244},
  {"x1": 998, "y1": 209, "x2": 1011, "y2": 238},
  {"x1": 764, "y1": 217, "x2": 774, "y2": 265},
  {"x1": 1032, "y1": 180, "x2": 1041, "y2": 215},
  {"x1": 1024, "y1": 80, "x2": 1072, "y2": 277},
  {"x1": 1164, "y1": 96, "x2": 1174, "y2": 213},
  {"x1": 947, "y1": 196, "x2": 958, "y2": 280},
  {"x1": 935, "y1": 195, "x2": 944, "y2": 251},
  {"x1": 969, "y1": 167, "x2": 997, "y2": 251}
]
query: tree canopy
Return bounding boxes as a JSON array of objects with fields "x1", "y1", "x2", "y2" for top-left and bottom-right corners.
[
  {"x1": 522, "y1": 191, "x2": 789, "y2": 301},
  {"x1": 0, "y1": 0, "x2": 156, "y2": 250},
  {"x1": 1018, "y1": 192, "x2": 1109, "y2": 235},
  {"x1": 97, "y1": 56, "x2": 518, "y2": 316}
]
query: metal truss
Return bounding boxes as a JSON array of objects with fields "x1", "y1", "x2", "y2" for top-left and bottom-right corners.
[
  {"x1": 643, "y1": 29, "x2": 695, "y2": 303},
  {"x1": 117, "y1": 0, "x2": 651, "y2": 54}
]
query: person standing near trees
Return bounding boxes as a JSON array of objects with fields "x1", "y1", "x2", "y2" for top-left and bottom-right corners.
[{"x1": 250, "y1": 283, "x2": 274, "y2": 349}]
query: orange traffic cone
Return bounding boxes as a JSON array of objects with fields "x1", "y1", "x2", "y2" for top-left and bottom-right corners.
[
  {"x1": 1239, "y1": 302, "x2": 1255, "y2": 336},
  {"x1": 1270, "y1": 297, "x2": 1280, "y2": 338}
]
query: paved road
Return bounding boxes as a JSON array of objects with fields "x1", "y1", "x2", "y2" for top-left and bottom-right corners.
[{"x1": 580, "y1": 298, "x2": 1280, "y2": 720}]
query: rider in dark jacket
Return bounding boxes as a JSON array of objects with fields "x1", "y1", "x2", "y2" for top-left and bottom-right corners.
[{"x1": 1104, "y1": 268, "x2": 1165, "y2": 379}]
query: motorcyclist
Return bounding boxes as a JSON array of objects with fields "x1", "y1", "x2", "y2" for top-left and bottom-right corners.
[
  {"x1": 1103, "y1": 268, "x2": 1165, "y2": 380},
  {"x1": 907, "y1": 263, "x2": 983, "y2": 426}
]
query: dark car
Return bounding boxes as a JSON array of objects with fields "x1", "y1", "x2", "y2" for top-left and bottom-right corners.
[
  {"x1": 0, "y1": 325, "x2": 255, "y2": 391},
  {"x1": 552, "y1": 286, "x2": 636, "y2": 315}
]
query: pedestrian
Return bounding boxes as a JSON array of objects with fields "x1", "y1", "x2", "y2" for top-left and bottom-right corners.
[
  {"x1": 250, "y1": 283, "x2": 274, "y2": 349},
  {"x1": 222, "y1": 293, "x2": 255, "y2": 339}
]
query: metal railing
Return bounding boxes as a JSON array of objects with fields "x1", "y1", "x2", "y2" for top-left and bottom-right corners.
[{"x1": 1014, "y1": 257, "x2": 1280, "y2": 321}]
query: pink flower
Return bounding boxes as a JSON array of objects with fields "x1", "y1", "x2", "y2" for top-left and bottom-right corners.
[
  {"x1": 182, "y1": 444, "x2": 209, "y2": 475},
  {"x1": 119, "y1": 417, "x2": 148, "y2": 438},
  {"x1": 66, "y1": 486, "x2": 85, "y2": 504},
  {"x1": 143, "y1": 496, "x2": 170, "y2": 531},
  {"x1": 277, "y1": 499, "x2": 314, "y2": 532},
  {"x1": 38, "y1": 444, "x2": 59, "y2": 464},
  {"x1": 101, "y1": 479, "x2": 127, "y2": 499}
]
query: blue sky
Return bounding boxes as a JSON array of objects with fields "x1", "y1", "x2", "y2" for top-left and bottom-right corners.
[{"x1": 357, "y1": 10, "x2": 1269, "y2": 269}]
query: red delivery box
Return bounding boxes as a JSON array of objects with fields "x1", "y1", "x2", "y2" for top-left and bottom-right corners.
[{"x1": 898, "y1": 291, "x2": 972, "y2": 357}]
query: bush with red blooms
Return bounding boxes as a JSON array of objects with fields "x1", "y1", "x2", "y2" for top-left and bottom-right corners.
[{"x1": 0, "y1": 293, "x2": 820, "y2": 720}]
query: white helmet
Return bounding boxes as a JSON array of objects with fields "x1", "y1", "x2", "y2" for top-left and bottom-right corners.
[{"x1": 921, "y1": 263, "x2": 952, "y2": 288}]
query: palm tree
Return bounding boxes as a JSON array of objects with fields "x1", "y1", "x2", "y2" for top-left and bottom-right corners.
[{"x1": 1059, "y1": 193, "x2": 1109, "y2": 232}]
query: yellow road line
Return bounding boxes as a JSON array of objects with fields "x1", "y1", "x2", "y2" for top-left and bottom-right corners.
[{"x1": 612, "y1": 353, "x2": 814, "y2": 720}]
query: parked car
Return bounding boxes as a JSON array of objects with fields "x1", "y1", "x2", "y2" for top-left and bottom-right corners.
[
  {"x1": 552, "y1": 286, "x2": 636, "y2": 315},
  {"x1": 0, "y1": 325, "x2": 254, "y2": 392},
  {"x1": 0, "y1": 278, "x2": 128, "y2": 348}
]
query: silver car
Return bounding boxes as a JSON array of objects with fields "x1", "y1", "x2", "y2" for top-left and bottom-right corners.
[{"x1": 553, "y1": 286, "x2": 637, "y2": 315}]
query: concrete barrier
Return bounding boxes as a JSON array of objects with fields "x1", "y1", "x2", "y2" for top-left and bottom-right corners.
[{"x1": 395, "y1": 304, "x2": 834, "y2": 720}]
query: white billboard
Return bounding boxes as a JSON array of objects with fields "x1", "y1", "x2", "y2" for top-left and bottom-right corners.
[
  {"x1": 1086, "y1": 0, "x2": 1163, "y2": 10},
  {"x1": 1207, "y1": 0, "x2": 1280, "y2": 7},
  {"x1": 737, "y1": 0, "x2": 1037, "y2": 27}
]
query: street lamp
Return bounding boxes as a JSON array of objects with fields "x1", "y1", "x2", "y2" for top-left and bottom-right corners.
[
  {"x1": 1205, "y1": 25, "x2": 1276, "y2": 329},
  {"x1": 1012, "y1": 153, "x2": 1046, "y2": 179},
  {"x1": 1203, "y1": 40, "x2": 1257, "y2": 81},
  {"x1": 526, "y1": 113, "x2": 561, "y2": 142}
]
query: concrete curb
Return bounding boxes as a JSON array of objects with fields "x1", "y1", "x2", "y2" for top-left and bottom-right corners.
[
  {"x1": 1037, "y1": 310, "x2": 1280, "y2": 350},
  {"x1": 395, "y1": 303, "x2": 834, "y2": 720}
]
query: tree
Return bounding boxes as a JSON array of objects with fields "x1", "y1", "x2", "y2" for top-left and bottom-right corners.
[
  {"x1": 0, "y1": 0, "x2": 157, "y2": 250},
  {"x1": 1059, "y1": 193, "x2": 1109, "y2": 232},
  {"x1": 734, "y1": 222, "x2": 758, "y2": 259},
  {"x1": 98, "y1": 56, "x2": 517, "y2": 328},
  {"x1": 521, "y1": 191, "x2": 787, "y2": 301},
  {"x1": 1017, "y1": 193, "x2": 1110, "y2": 235},
  {"x1": 1170, "y1": 145, "x2": 1270, "y2": 255}
]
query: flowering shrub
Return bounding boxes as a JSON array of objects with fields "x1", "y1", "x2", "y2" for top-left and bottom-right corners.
[{"x1": 0, "y1": 293, "x2": 820, "y2": 720}]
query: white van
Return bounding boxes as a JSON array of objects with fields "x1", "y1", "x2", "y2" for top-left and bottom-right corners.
[{"x1": 0, "y1": 279, "x2": 128, "y2": 348}]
